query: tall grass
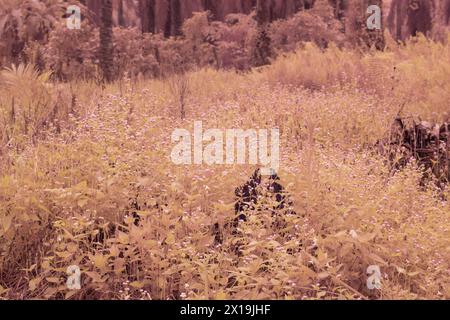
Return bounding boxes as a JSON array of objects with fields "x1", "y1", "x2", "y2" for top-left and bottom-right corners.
[
  {"x1": 0, "y1": 37, "x2": 449, "y2": 300},
  {"x1": 265, "y1": 34, "x2": 450, "y2": 121}
]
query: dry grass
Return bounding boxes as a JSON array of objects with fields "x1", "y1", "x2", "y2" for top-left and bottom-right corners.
[{"x1": 0, "y1": 37, "x2": 449, "y2": 300}]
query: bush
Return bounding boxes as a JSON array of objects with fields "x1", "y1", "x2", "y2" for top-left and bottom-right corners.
[
  {"x1": 43, "y1": 21, "x2": 99, "y2": 81},
  {"x1": 215, "y1": 14, "x2": 257, "y2": 70},
  {"x1": 112, "y1": 28, "x2": 159, "y2": 78},
  {"x1": 0, "y1": 64, "x2": 72, "y2": 165},
  {"x1": 269, "y1": 1, "x2": 344, "y2": 53}
]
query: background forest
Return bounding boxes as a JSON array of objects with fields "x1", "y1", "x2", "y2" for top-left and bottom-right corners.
[{"x1": 1, "y1": 0, "x2": 449, "y2": 80}]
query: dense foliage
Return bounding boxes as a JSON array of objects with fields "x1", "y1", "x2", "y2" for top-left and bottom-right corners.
[{"x1": 0, "y1": 35, "x2": 449, "y2": 299}]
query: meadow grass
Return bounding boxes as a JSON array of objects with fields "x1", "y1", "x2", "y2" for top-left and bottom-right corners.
[{"x1": 0, "y1": 36, "x2": 449, "y2": 299}]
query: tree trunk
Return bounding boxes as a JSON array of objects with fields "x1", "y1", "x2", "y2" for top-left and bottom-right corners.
[
  {"x1": 118, "y1": 0, "x2": 125, "y2": 27},
  {"x1": 149, "y1": 0, "x2": 156, "y2": 33},
  {"x1": 164, "y1": 0, "x2": 182, "y2": 37},
  {"x1": 202, "y1": 0, "x2": 219, "y2": 19},
  {"x1": 253, "y1": 0, "x2": 272, "y2": 67},
  {"x1": 280, "y1": 0, "x2": 288, "y2": 17},
  {"x1": 100, "y1": 0, "x2": 114, "y2": 82},
  {"x1": 139, "y1": 0, "x2": 156, "y2": 33},
  {"x1": 329, "y1": 0, "x2": 346, "y2": 20},
  {"x1": 164, "y1": 0, "x2": 171, "y2": 37},
  {"x1": 171, "y1": 0, "x2": 182, "y2": 36},
  {"x1": 396, "y1": 0, "x2": 403, "y2": 40},
  {"x1": 256, "y1": 0, "x2": 269, "y2": 26}
]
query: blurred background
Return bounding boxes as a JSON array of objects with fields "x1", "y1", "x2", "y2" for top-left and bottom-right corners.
[{"x1": 1, "y1": 0, "x2": 449, "y2": 81}]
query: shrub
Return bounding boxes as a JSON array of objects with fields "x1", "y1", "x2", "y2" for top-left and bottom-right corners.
[
  {"x1": 215, "y1": 14, "x2": 257, "y2": 70},
  {"x1": 112, "y1": 28, "x2": 159, "y2": 78},
  {"x1": 269, "y1": 1, "x2": 344, "y2": 53},
  {"x1": 0, "y1": 64, "x2": 72, "y2": 167},
  {"x1": 42, "y1": 21, "x2": 99, "y2": 81}
]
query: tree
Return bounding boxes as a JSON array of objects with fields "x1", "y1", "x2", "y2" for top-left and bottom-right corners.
[
  {"x1": 164, "y1": 0, "x2": 182, "y2": 37},
  {"x1": 328, "y1": 0, "x2": 347, "y2": 20},
  {"x1": 252, "y1": 28, "x2": 272, "y2": 67},
  {"x1": 164, "y1": 0, "x2": 171, "y2": 37},
  {"x1": 387, "y1": 0, "x2": 433, "y2": 41},
  {"x1": 202, "y1": 0, "x2": 218, "y2": 19},
  {"x1": 139, "y1": 0, "x2": 155, "y2": 33},
  {"x1": 118, "y1": 0, "x2": 125, "y2": 27},
  {"x1": 99, "y1": 0, "x2": 113, "y2": 82},
  {"x1": 332, "y1": 0, "x2": 385, "y2": 50},
  {"x1": 171, "y1": 0, "x2": 182, "y2": 36},
  {"x1": 0, "y1": 0, "x2": 62, "y2": 66},
  {"x1": 252, "y1": 0, "x2": 273, "y2": 67},
  {"x1": 256, "y1": 0, "x2": 270, "y2": 26}
]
